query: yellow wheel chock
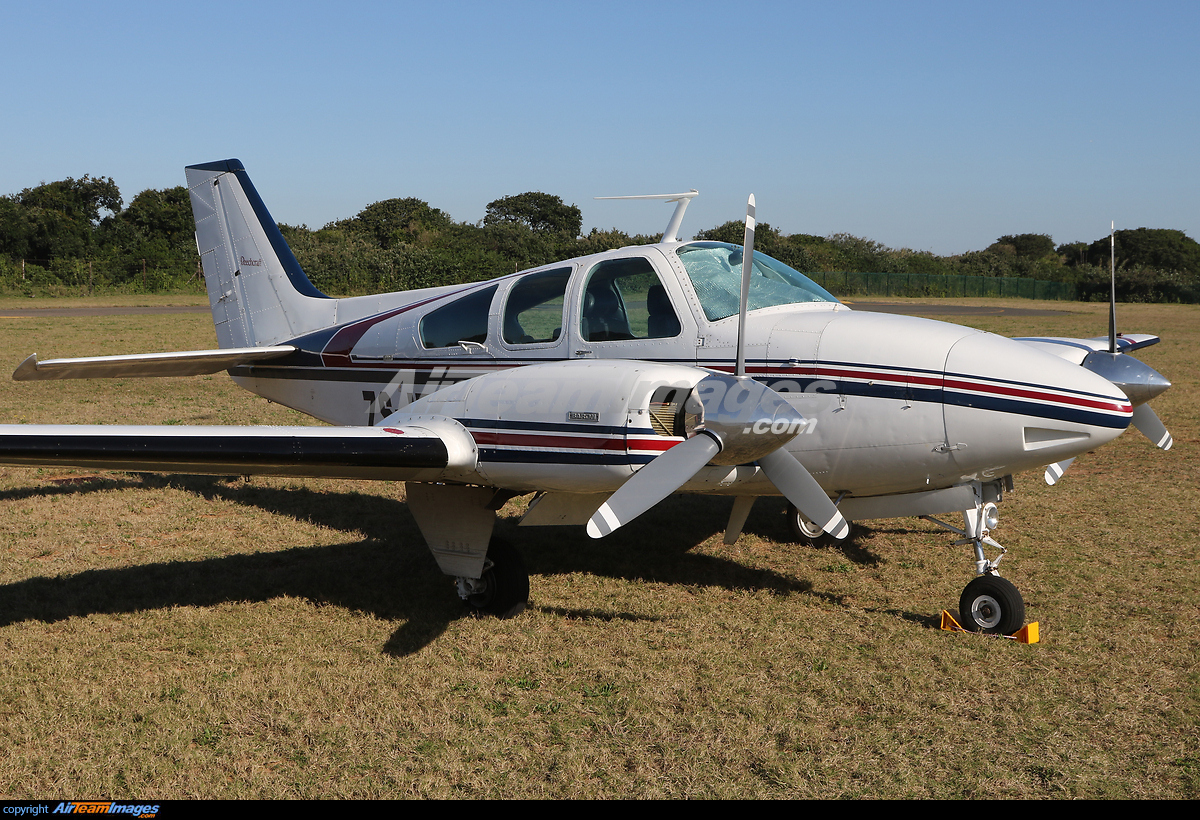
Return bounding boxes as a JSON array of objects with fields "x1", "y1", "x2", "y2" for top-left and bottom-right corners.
[{"x1": 940, "y1": 610, "x2": 1039, "y2": 643}]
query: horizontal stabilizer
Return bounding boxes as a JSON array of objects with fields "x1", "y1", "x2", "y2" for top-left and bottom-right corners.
[
  {"x1": 0, "y1": 422, "x2": 460, "y2": 481},
  {"x1": 12, "y1": 346, "x2": 297, "y2": 381},
  {"x1": 1015, "y1": 334, "x2": 1160, "y2": 363}
]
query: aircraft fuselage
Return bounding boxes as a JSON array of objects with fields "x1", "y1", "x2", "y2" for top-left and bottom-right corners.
[{"x1": 226, "y1": 242, "x2": 1130, "y2": 500}]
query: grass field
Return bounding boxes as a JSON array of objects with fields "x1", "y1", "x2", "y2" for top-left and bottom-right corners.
[{"x1": 0, "y1": 296, "x2": 1196, "y2": 798}]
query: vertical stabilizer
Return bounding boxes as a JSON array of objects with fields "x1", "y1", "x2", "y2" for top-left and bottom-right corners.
[{"x1": 186, "y1": 160, "x2": 335, "y2": 349}]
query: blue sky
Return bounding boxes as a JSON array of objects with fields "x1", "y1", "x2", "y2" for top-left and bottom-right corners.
[{"x1": 3, "y1": 0, "x2": 1197, "y2": 254}]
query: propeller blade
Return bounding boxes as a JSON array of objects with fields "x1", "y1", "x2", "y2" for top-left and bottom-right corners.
[
  {"x1": 1044, "y1": 457, "x2": 1076, "y2": 486},
  {"x1": 735, "y1": 194, "x2": 756, "y2": 378},
  {"x1": 1109, "y1": 221, "x2": 1117, "y2": 353},
  {"x1": 587, "y1": 432, "x2": 722, "y2": 538},
  {"x1": 758, "y1": 449, "x2": 850, "y2": 539},
  {"x1": 1132, "y1": 404, "x2": 1173, "y2": 450}
]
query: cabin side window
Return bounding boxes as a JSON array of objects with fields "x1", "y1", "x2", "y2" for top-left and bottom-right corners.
[
  {"x1": 580, "y1": 257, "x2": 681, "y2": 342},
  {"x1": 502, "y1": 267, "x2": 571, "y2": 345},
  {"x1": 419, "y1": 284, "x2": 498, "y2": 349}
]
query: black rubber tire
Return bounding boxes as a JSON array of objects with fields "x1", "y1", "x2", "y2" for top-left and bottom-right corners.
[
  {"x1": 466, "y1": 538, "x2": 529, "y2": 619},
  {"x1": 786, "y1": 503, "x2": 850, "y2": 548},
  {"x1": 958, "y1": 574, "x2": 1025, "y2": 635}
]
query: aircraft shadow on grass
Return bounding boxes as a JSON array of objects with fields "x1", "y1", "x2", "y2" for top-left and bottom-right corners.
[{"x1": 0, "y1": 474, "x2": 929, "y2": 655}]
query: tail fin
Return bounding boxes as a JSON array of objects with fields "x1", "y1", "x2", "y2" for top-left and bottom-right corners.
[{"x1": 186, "y1": 159, "x2": 335, "y2": 348}]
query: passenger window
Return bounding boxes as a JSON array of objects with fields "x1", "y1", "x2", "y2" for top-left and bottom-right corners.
[
  {"x1": 503, "y1": 267, "x2": 570, "y2": 345},
  {"x1": 581, "y1": 258, "x2": 680, "y2": 342},
  {"x1": 419, "y1": 284, "x2": 497, "y2": 349}
]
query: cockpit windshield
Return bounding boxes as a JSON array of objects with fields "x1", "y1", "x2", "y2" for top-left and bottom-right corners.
[{"x1": 674, "y1": 242, "x2": 839, "y2": 322}]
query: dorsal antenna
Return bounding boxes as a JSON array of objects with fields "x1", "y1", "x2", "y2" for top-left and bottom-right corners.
[{"x1": 594, "y1": 190, "x2": 699, "y2": 242}]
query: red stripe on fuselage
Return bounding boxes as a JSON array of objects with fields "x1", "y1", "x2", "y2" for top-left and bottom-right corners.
[
  {"x1": 470, "y1": 431, "x2": 679, "y2": 453},
  {"x1": 744, "y1": 363, "x2": 1129, "y2": 416},
  {"x1": 941, "y1": 375, "x2": 1130, "y2": 414}
]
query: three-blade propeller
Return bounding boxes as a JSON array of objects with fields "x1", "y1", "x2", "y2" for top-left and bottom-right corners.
[
  {"x1": 1046, "y1": 224, "x2": 1172, "y2": 485},
  {"x1": 1080, "y1": 348, "x2": 1173, "y2": 452},
  {"x1": 1045, "y1": 344, "x2": 1172, "y2": 486},
  {"x1": 589, "y1": 195, "x2": 849, "y2": 542}
]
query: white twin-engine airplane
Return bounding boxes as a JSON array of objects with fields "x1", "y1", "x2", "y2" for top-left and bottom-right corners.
[{"x1": 0, "y1": 159, "x2": 1173, "y2": 631}]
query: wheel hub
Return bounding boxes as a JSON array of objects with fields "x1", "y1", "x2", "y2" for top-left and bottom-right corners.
[{"x1": 969, "y1": 594, "x2": 1002, "y2": 629}]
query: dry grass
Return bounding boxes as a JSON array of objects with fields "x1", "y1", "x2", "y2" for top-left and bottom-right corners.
[{"x1": 0, "y1": 299, "x2": 1196, "y2": 798}]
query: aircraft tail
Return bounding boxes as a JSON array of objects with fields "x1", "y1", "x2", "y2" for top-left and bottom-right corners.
[{"x1": 186, "y1": 159, "x2": 336, "y2": 349}]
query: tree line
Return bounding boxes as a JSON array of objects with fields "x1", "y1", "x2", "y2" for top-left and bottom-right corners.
[{"x1": 3, "y1": 174, "x2": 1199, "y2": 302}]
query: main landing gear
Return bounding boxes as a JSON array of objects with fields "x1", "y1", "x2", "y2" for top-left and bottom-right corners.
[
  {"x1": 786, "y1": 502, "x2": 852, "y2": 548},
  {"x1": 923, "y1": 489, "x2": 1027, "y2": 636},
  {"x1": 455, "y1": 538, "x2": 530, "y2": 619}
]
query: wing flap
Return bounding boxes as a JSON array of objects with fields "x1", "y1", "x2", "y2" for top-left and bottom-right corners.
[{"x1": 12, "y1": 346, "x2": 298, "y2": 381}]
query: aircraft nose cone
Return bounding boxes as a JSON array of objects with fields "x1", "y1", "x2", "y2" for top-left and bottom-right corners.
[
  {"x1": 1081, "y1": 351, "x2": 1172, "y2": 406},
  {"x1": 944, "y1": 331, "x2": 1132, "y2": 472}
]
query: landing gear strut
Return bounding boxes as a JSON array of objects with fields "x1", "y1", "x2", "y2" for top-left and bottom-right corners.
[
  {"x1": 922, "y1": 482, "x2": 1027, "y2": 635},
  {"x1": 456, "y1": 538, "x2": 529, "y2": 619}
]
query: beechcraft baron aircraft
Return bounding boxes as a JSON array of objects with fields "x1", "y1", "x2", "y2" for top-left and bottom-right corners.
[{"x1": 0, "y1": 160, "x2": 1174, "y2": 631}]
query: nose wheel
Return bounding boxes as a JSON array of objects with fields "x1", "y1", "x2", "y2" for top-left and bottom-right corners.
[{"x1": 958, "y1": 573, "x2": 1025, "y2": 634}]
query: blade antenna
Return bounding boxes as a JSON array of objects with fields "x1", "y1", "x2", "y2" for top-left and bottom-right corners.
[
  {"x1": 594, "y1": 190, "x2": 699, "y2": 243},
  {"x1": 735, "y1": 194, "x2": 756, "y2": 378},
  {"x1": 1109, "y1": 221, "x2": 1117, "y2": 353}
]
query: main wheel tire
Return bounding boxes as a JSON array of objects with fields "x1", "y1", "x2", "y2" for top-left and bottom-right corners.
[
  {"x1": 958, "y1": 574, "x2": 1025, "y2": 635},
  {"x1": 786, "y1": 503, "x2": 850, "y2": 548},
  {"x1": 466, "y1": 538, "x2": 529, "y2": 619}
]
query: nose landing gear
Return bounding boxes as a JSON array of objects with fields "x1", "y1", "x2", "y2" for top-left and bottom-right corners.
[{"x1": 922, "y1": 483, "x2": 1033, "y2": 638}]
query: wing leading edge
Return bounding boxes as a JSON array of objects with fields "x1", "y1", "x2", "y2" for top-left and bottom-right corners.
[
  {"x1": 12, "y1": 347, "x2": 298, "y2": 381},
  {"x1": 0, "y1": 418, "x2": 478, "y2": 482}
]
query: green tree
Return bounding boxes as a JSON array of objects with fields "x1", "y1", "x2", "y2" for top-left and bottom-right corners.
[
  {"x1": 113, "y1": 186, "x2": 193, "y2": 246},
  {"x1": 989, "y1": 234, "x2": 1055, "y2": 259},
  {"x1": 1085, "y1": 228, "x2": 1200, "y2": 275},
  {"x1": 1, "y1": 175, "x2": 123, "y2": 262},
  {"x1": 18, "y1": 175, "x2": 121, "y2": 224},
  {"x1": 0, "y1": 197, "x2": 37, "y2": 259},
  {"x1": 484, "y1": 192, "x2": 582, "y2": 236},
  {"x1": 333, "y1": 198, "x2": 454, "y2": 249}
]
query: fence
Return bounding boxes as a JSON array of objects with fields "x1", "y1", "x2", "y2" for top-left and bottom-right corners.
[
  {"x1": 0, "y1": 257, "x2": 205, "y2": 295},
  {"x1": 2, "y1": 256, "x2": 1081, "y2": 301},
  {"x1": 812, "y1": 271, "x2": 1077, "y2": 301}
]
